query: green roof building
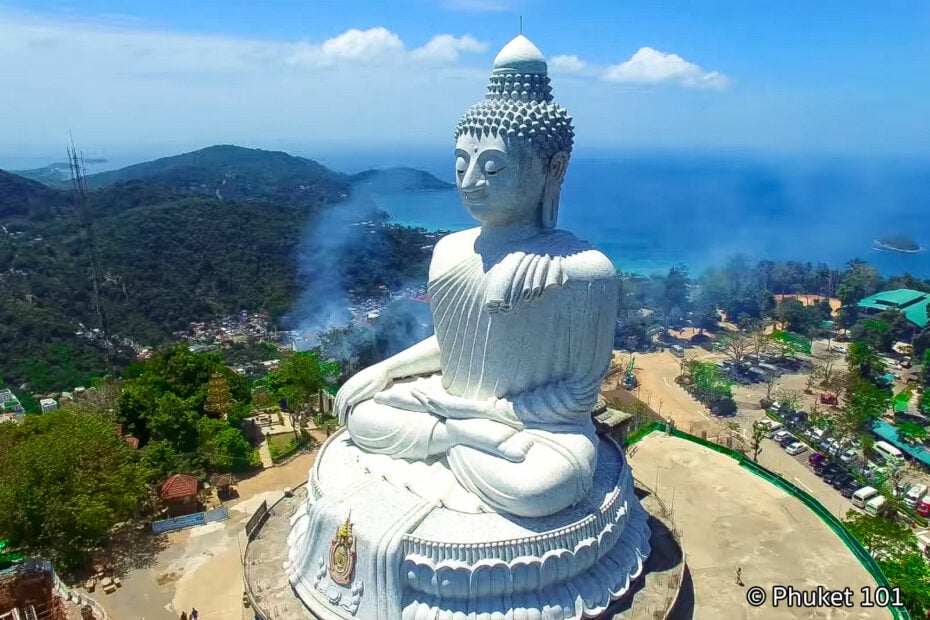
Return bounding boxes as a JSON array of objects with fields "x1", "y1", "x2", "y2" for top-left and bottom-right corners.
[{"x1": 857, "y1": 288, "x2": 930, "y2": 329}]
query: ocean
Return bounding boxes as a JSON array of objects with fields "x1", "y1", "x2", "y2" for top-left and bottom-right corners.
[
  {"x1": 7, "y1": 148, "x2": 928, "y2": 278},
  {"x1": 364, "y1": 152, "x2": 930, "y2": 278}
]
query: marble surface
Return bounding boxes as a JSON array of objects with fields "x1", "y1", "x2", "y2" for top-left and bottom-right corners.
[
  {"x1": 286, "y1": 33, "x2": 654, "y2": 620},
  {"x1": 285, "y1": 431, "x2": 652, "y2": 619}
]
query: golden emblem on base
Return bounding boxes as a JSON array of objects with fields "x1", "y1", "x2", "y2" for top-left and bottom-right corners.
[{"x1": 328, "y1": 513, "x2": 356, "y2": 586}]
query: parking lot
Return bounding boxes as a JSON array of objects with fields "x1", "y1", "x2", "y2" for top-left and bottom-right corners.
[
  {"x1": 759, "y1": 413, "x2": 930, "y2": 520},
  {"x1": 644, "y1": 336, "x2": 930, "y2": 521}
]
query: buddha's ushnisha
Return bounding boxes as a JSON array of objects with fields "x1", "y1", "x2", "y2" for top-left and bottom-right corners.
[{"x1": 334, "y1": 35, "x2": 618, "y2": 518}]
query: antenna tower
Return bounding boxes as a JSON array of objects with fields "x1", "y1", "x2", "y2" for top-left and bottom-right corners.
[{"x1": 68, "y1": 138, "x2": 114, "y2": 373}]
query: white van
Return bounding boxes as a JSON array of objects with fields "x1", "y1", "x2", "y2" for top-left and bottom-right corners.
[
  {"x1": 852, "y1": 486, "x2": 879, "y2": 508},
  {"x1": 905, "y1": 484, "x2": 928, "y2": 509},
  {"x1": 864, "y1": 495, "x2": 887, "y2": 517},
  {"x1": 873, "y1": 440, "x2": 904, "y2": 462}
]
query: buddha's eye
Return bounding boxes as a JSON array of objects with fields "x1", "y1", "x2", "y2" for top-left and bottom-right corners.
[
  {"x1": 483, "y1": 159, "x2": 506, "y2": 176},
  {"x1": 455, "y1": 156, "x2": 468, "y2": 177}
]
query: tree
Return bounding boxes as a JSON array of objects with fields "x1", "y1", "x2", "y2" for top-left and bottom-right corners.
[
  {"x1": 0, "y1": 408, "x2": 148, "y2": 568},
  {"x1": 148, "y1": 392, "x2": 199, "y2": 452},
  {"x1": 898, "y1": 421, "x2": 929, "y2": 444},
  {"x1": 775, "y1": 298, "x2": 819, "y2": 336},
  {"x1": 204, "y1": 371, "x2": 235, "y2": 419},
  {"x1": 202, "y1": 425, "x2": 254, "y2": 472},
  {"x1": 750, "y1": 421, "x2": 768, "y2": 462},
  {"x1": 843, "y1": 510, "x2": 920, "y2": 558},
  {"x1": 696, "y1": 306, "x2": 719, "y2": 335},
  {"x1": 717, "y1": 332, "x2": 752, "y2": 366},
  {"x1": 814, "y1": 360, "x2": 838, "y2": 390},
  {"x1": 773, "y1": 387, "x2": 802, "y2": 412},
  {"x1": 661, "y1": 265, "x2": 689, "y2": 334},
  {"x1": 846, "y1": 341, "x2": 885, "y2": 381},
  {"x1": 748, "y1": 323, "x2": 773, "y2": 358},
  {"x1": 880, "y1": 553, "x2": 930, "y2": 618},
  {"x1": 836, "y1": 260, "x2": 882, "y2": 307},
  {"x1": 851, "y1": 318, "x2": 895, "y2": 354},
  {"x1": 845, "y1": 378, "x2": 891, "y2": 424},
  {"x1": 268, "y1": 351, "x2": 339, "y2": 433},
  {"x1": 763, "y1": 373, "x2": 781, "y2": 401}
]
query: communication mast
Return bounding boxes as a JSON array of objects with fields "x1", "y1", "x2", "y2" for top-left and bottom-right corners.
[{"x1": 68, "y1": 139, "x2": 114, "y2": 373}]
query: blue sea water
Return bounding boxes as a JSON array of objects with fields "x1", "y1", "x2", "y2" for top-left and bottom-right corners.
[{"x1": 366, "y1": 153, "x2": 930, "y2": 278}]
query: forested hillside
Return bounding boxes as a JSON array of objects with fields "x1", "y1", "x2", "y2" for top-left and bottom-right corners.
[{"x1": 0, "y1": 146, "x2": 437, "y2": 392}]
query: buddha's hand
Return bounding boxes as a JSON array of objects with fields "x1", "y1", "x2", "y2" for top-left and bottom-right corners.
[
  {"x1": 445, "y1": 418, "x2": 535, "y2": 463},
  {"x1": 334, "y1": 363, "x2": 392, "y2": 424},
  {"x1": 409, "y1": 389, "x2": 523, "y2": 430}
]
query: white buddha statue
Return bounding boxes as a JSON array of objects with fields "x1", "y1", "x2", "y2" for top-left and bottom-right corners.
[{"x1": 334, "y1": 35, "x2": 619, "y2": 519}]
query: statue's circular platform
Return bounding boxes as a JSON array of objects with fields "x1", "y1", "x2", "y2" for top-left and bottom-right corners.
[{"x1": 283, "y1": 430, "x2": 653, "y2": 619}]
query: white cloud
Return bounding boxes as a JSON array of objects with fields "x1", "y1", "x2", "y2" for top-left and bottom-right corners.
[
  {"x1": 409, "y1": 34, "x2": 488, "y2": 64},
  {"x1": 602, "y1": 47, "x2": 730, "y2": 90},
  {"x1": 549, "y1": 54, "x2": 586, "y2": 74},
  {"x1": 0, "y1": 10, "x2": 490, "y2": 156},
  {"x1": 287, "y1": 28, "x2": 486, "y2": 67}
]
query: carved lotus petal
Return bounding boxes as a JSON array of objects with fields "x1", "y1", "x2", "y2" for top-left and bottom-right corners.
[
  {"x1": 509, "y1": 557, "x2": 540, "y2": 592},
  {"x1": 435, "y1": 562, "x2": 471, "y2": 600},
  {"x1": 539, "y1": 549, "x2": 572, "y2": 589},
  {"x1": 572, "y1": 538, "x2": 599, "y2": 574},
  {"x1": 470, "y1": 559, "x2": 511, "y2": 598}
]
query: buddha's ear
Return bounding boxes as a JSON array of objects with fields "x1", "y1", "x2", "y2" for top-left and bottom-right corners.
[{"x1": 547, "y1": 151, "x2": 569, "y2": 184}]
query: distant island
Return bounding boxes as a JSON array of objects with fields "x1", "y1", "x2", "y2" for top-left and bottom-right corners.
[
  {"x1": 349, "y1": 167, "x2": 454, "y2": 194},
  {"x1": 873, "y1": 235, "x2": 924, "y2": 254},
  {"x1": 12, "y1": 159, "x2": 109, "y2": 185}
]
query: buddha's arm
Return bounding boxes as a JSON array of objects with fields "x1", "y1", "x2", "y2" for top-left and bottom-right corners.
[
  {"x1": 381, "y1": 334, "x2": 442, "y2": 380},
  {"x1": 492, "y1": 277, "x2": 618, "y2": 426}
]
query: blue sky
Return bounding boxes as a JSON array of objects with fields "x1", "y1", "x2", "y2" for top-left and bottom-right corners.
[{"x1": 1, "y1": 0, "x2": 929, "y2": 166}]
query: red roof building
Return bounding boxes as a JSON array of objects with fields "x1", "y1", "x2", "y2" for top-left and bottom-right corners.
[{"x1": 160, "y1": 474, "x2": 200, "y2": 517}]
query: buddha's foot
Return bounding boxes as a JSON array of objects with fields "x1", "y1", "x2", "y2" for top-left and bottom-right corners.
[{"x1": 446, "y1": 418, "x2": 534, "y2": 462}]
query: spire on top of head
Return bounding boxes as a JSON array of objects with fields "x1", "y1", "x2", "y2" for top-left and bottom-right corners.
[
  {"x1": 486, "y1": 35, "x2": 552, "y2": 103},
  {"x1": 492, "y1": 35, "x2": 547, "y2": 76}
]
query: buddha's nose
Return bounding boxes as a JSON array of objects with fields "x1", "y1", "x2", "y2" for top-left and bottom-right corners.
[{"x1": 461, "y1": 163, "x2": 487, "y2": 191}]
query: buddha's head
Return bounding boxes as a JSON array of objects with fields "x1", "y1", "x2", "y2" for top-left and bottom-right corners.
[{"x1": 454, "y1": 35, "x2": 574, "y2": 229}]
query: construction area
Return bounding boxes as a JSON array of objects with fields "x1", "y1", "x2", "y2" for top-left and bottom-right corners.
[{"x1": 0, "y1": 561, "x2": 100, "y2": 620}]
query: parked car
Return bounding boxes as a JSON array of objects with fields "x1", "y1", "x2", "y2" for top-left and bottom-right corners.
[
  {"x1": 823, "y1": 467, "x2": 843, "y2": 484},
  {"x1": 786, "y1": 441, "x2": 808, "y2": 456},
  {"x1": 813, "y1": 460, "x2": 831, "y2": 476},
  {"x1": 831, "y1": 474, "x2": 853, "y2": 490},
  {"x1": 904, "y1": 484, "x2": 928, "y2": 510},
  {"x1": 780, "y1": 435, "x2": 799, "y2": 449},
  {"x1": 917, "y1": 497, "x2": 930, "y2": 518},
  {"x1": 840, "y1": 480, "x2": 860, "y2": 499},
  {"x1": 772, "y1": 429, "x2": 792, "y2": 444},
  {"x1": 808, "y1": 453, "x2": 826, "y2": 467},
  {"x1": 810, "y1": 428, "x2": 826, "y2": 443},
  {"x1": 839, "y1": 449, "x2": 858, "y2": 465}
]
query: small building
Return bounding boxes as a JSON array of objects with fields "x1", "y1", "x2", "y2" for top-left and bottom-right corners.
[
  {"x1": 160, "y1": 474, "x2": 200, "y2": 517},
  {"x1": 0, "y1": 389, "x2": 15, "y2": 404},
  {"x1": 39, "y1": 398, "x2": 57, "y2": 413},
  {"x1": 857, "y1": 289, "x2": 930, "y2": 331}
]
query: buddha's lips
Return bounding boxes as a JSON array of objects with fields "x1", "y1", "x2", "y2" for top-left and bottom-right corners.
[{"x1": 463, "y1": 190, "x2": 488, "y2": 203}]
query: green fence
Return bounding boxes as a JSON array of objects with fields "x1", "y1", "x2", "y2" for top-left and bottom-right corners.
[{"x1": 627, "y1": 425, "x2": 912, "y2": 620}]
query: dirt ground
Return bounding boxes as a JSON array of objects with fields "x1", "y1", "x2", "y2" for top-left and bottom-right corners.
[
  {"x1": 87, "y1": 452, "x2": 316, "y2": 620},
  {"x1": 629, "y1": 434, "x2": 891, "y2": 620}
]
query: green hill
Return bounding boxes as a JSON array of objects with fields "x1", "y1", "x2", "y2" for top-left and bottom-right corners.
[
  {"x1": 76, "y1": 145, "x2": 350, "y2": 208},
  {"x1": 0, "y1": 148, "x2": 435, "y2": 394}
]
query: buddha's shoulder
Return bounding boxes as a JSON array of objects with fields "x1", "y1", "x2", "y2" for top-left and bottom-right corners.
[
  {"x1": 539, "y1": 230, "x2": 617, "y2": 282},
  {"x1": 429, "y1": 228, "x2": 481, "y2": 279}
]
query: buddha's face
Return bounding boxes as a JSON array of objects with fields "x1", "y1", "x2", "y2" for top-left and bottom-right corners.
[{"x1": 454, "y1": 132, "x2": 548, "y2": 227}]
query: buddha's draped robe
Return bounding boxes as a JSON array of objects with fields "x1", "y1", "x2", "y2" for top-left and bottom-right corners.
[{"x1": 346, "y1": 230, "x2": 619, "y2": 517}]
